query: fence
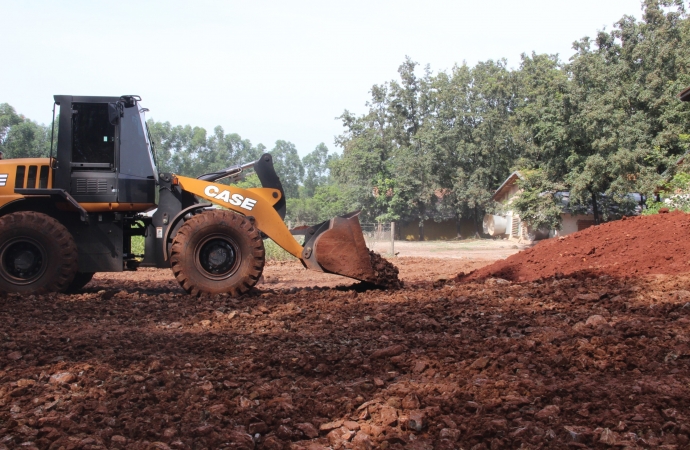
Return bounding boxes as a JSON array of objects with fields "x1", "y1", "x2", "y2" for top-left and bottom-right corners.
[{"x1": 360, "y1": 222, "x2": 395, "y2": 256}]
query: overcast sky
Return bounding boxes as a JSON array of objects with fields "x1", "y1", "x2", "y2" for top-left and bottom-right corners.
[{"x1": 3, "y1": 0, "x2": 644, "y2": 157}]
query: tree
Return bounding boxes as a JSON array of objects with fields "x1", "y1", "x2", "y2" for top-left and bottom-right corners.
[
  {"x1": 429, "y1": 60, "x2": 520, "y2": 236},
  {"x1": 565, "y1": 0, "x2": 690, "y2": 222},
  {"x1": 147, "y1": 120, "x2": 208, "y2": 176},
  {"x1": 147, "y1": 119, "x2": 266, "y2": 180},
  {"x1": 511, "y1": 169, "x2": 565, "y2": 231},
  {"x1": 644, "y1": 170, "x2": 690, "y2": 213},
  {"x1": 6, "y1": 0, "x2": 690, "y2": 235},
  {"x1": 333, "y1": 84, "x2": 397, "y2": 222},
  {"x1": 302, "y1": 143, "x2": 331, "y2": 198},
  {"x1": 0, "y1": 103, "x2": 52, "y2": 158},
  {"x1": 335, "y1": 57, "x2": 523, "y2": 237},
  {"x1": 204, "y1": 126, "x2": 262, "y2": 173},
  {"x1": 512, "y1": 53, "x2": 570, "y2": 180},
  {"x1": 270, "y1": 140, "x2": 304, "y2": 200},
  {"x1": 385, "y1": 58, "x2": 439, "y2": 239},
  {"x1": 335, "y1": 57, "x2": 449, "y2": 236},
  {"x1": 0, "y1": 104, "x2": 23, "y2": 144}
]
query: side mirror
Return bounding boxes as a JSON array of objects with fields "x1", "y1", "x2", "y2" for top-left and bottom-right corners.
[{"x1": 108, "y1": 102, "x2": 121, "y2": 125}]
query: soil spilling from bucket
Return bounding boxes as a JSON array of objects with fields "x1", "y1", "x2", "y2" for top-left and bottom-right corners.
[{"x1": 369, "y1": 251, "x2": 403, "y2": 289}]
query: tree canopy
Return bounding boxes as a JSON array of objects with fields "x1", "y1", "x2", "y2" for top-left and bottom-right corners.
[{"x1": 333, "y1": 0, "x2": 690, "y2": 233}]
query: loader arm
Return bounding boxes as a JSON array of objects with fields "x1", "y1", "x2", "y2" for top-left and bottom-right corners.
[{"x1": 173, "y1": 173, "x2": 378, "y2": 283}]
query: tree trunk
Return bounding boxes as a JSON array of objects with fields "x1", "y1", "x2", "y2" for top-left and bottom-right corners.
[
  {"x1": 418, "y1": 204, "x2": 426, "y2": 241},
  {"x1": 474, "y1": 205, "x2": 480, "y2": 238},
  {"x1": 590, "y1": 189, "x2": 600, "y2": 225},
  {"x1": 456, "y1": 215, "x2": 462, "y2": 239}
]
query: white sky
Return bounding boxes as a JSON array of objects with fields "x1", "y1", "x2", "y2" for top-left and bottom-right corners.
[{"x1": 2, "y1": 0, "x2": 644, "y2": 157}]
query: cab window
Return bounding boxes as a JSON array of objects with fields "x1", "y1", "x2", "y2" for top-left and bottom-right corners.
[{"x1": 72, "y1": 103, "x2": 114, "y2": 166}]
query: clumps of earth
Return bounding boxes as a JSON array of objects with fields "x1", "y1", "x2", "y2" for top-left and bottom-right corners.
[
  {"x1": 0, "y1": 213, "x2": 689, "y2": 449},
  {"x1": 457, "y1": 210, "x2": 689, "y2": 283},
  {"x1": 368, "y1": 251, "x2": 403, "y2": 290}
]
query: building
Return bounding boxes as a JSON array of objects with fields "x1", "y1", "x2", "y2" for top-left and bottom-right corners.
[{"x1": 485, "y1": 171, "x2": 597, "y2": 242}]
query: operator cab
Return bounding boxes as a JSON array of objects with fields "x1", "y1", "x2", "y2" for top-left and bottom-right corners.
[{"x1": 53, "y1": 95, "x2": 158, "y2": 206}]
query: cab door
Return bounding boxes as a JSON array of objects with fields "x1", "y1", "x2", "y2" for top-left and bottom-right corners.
[{"x1": 69, "y1": 102, "x2": 118, "y2": 204}]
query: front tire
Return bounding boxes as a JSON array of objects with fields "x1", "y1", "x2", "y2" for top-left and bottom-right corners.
[
  {"x1": 66, "y1": 272, "x2": 95, "y2": 292},
  {"x1": 170, "y1": 210, "x2": 265, "y2": 296},
  {"x1": 0, "y1": 212, "x2": 78, "y2": 294}
]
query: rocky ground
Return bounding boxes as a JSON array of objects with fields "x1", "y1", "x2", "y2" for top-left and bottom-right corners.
[{"x1": 1, "y1": 213, "x2": 690, "y2": 449}]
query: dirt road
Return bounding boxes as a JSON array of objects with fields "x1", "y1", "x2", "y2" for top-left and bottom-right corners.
[{"x1": 369, "y1": 239, "x2": 529, "y2": 261}]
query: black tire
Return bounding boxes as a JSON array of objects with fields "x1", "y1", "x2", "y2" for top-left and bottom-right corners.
[
  {"x1": 66, "y1": 272, "x2": 95, "y2": 292},
  {"x1": 0, "y1": 211, "x2": 78, "y2": 294},
  {"x1": 170, "y1": 210, "x2": 265, "y2": 296}
]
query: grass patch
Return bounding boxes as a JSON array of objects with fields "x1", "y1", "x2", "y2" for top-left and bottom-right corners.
[
  {"x1": 132, "y1": 236, "x2": 145, "y2": 255},
  {"x1": 264, "y1": 238, "x2": 299, "y2": 261}
]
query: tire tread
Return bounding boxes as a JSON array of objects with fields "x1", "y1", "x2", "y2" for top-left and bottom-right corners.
[
  {"x1": 0, "y1": 211, "x2": 78, "y2": 294},
  {"x1": 170, "y1": 210, "x2": 265, "y2": 297}
]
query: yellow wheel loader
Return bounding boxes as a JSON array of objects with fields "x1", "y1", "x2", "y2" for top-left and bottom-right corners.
[{"x1": 0, "y1": 95, "x2": 395, "y2": 295}]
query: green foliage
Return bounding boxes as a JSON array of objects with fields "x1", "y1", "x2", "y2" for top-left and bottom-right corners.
[
  {"x1": 302, "y1": 143, "x2": 332, "y2": 198},
  {"x1": 144, "y1": 118, "x2": 341, "y2": 222},
  {"x1": 271, "y1": 140, "x2": 304, "y2": 200},
  {"x1": 334, "y1": 0, "x2": 690, "y2": 229},
  {"x1": 131, "y1": 235, "x2": 145, "y2": 255},
  {"x1": 512, "y1": 170, "x2": 565, "y2": 231},
  {"x1": 512, "y1": 53, "x2": 569, "y2": 178},
  {"x1": 146, "y1": 116, "x2": 344, "y2": 225},
  {"x1": 563, "y1": 1, "x2": 690, "y2": 221},
  {"x1": 670, "y1": 172, "x2": 690, "y2": 190},
  {"x1": 332, "y1": 92, "x2": 397, "y2": 222},
  {"x1": 335, "y1": 57, "x2": 524, "y2": 235},
  {"x1": 0, "y1": 103, "x2": 53, "y2": 158},
  {"x1": 264, "y1": 239, "x2": 298, "y2": 261},
  {"x1": 236, "y1": 173, "x2": 263, "y2": 189},
  {"x1": 286, "y1": 184, "x2": 353, "y2": 225},
  {"x1": 146, "y1": 120, "x2": 265, "y2": 177},
  {"x1": 644, "y1": 171, "x2": 690, "y2": 213}
]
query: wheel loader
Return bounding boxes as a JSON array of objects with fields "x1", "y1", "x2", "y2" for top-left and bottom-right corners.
[{"x1": 0, "y1": 95, "x2": 391, "y2": 295}]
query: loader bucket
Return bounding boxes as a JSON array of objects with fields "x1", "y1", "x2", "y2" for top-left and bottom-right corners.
[{"x1": 302, "y1": 212, "x2": 376, "y2": 282}]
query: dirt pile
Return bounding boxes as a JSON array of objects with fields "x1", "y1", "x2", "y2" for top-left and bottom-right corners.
[{"x1": 458, "y1": 210, "x2": 690, "y2": 283}]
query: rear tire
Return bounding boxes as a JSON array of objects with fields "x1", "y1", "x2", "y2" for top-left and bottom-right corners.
[
  {"x1": 0, "y1": 211, "x2": 78, "y2": 294},
  {"x1": 66, "y1": 272, "x2": 95, "y2": 292},
  {"x1": 170, "y1": 210, "x2": 265, "y2": 296}
]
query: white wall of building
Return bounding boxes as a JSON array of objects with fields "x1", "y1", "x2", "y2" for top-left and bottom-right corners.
[{"x1": 555, "y1": 213, "x2": 595, "y2": 236}]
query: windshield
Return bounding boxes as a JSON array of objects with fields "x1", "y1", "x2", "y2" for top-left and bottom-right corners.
[
  {"x1": 119, "y1": 104, "x2": 158, "y2": 181},
  {"x1": 139, "y1": 107, "x2": 159, "y2": 181}
]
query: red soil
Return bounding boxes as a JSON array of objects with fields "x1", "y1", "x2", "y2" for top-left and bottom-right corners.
[
  {"x1": 458, "y1": 210, "x2": 690, "y2": 283},
  {"x1": 3, "y1": 227, "x2": 690, "y2": 449}
]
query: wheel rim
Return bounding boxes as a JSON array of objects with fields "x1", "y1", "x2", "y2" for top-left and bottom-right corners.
[
  {"x1": 194, "y1": 234, "x2": 241, "y2": 281},
  {"x1": 0, "y1": 237, "x2": 47, "y2": 285}
]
